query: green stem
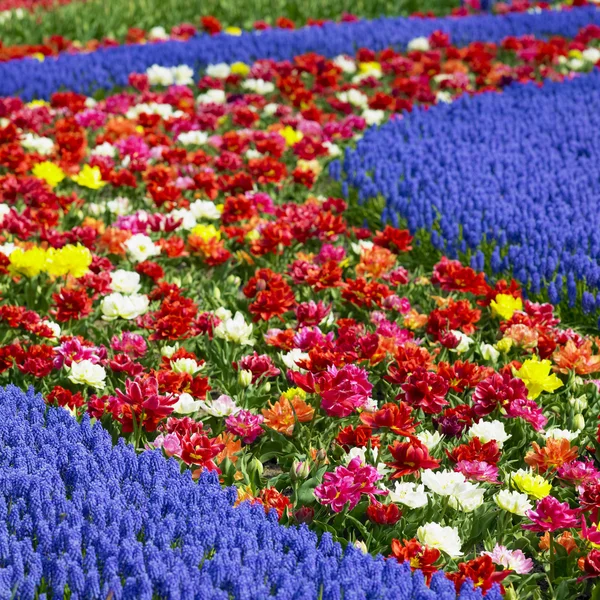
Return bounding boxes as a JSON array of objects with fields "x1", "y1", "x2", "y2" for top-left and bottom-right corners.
[{"x1": 549, "y1": 532, "x2": 556, "y2": 583}]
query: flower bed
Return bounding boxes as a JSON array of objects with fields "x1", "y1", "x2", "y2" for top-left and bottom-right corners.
[
  {"x1": 2, "y1": 6, "x2": 600, "y2": 99},
  {"x1": 1, "y1": 9, "x2": 600, "y2": 599},
  {"x1": 0, "y1": 1, "x2": 586, "y2": 64},
  {"x1": 0, "y1": 0, "x2": 76, "y2": 13}
]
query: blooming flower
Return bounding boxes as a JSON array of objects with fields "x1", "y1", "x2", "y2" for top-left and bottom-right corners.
[
  {"x1": 68, "y1": 359, "x2": 106, "y2": 390},
  {"x1": 516, "y1": 356, "x2": 564, "y2": 400},
  {"x1": 524, "y1": 496, "x2": 579, "y2": 532},
  {"x1": 416, "y1": 430, "x2": 443, "y2": 449},
  {"x1": 407, "y1": 36, "x2": 430, "y2": 51},
  {"x1": 494, "y1": 489, "x2": 533, "y2": 516},
  {"x1": 402, "y1": 368, "x2": 448, "y2": 414},
  {"x1": 422, "y1": 469, "x2": 469, "y2": 497},
  {"x1": 21, "y1": 133, "x2": 54, "y2": 155},
  {"x1": 544, "y1": 427, "x2": 578, "y2": 442},
  {"x1": 448, "y1": 484, "x2": 486, "y2": 513},
  {"x1": 9, "y1": 247, "x2": 48, "y2": 278},
  {"x1": 225, "y1": 410, "x2": 264, "y2": 444},
  {"x1": 416, "y1": 522, "x2": 462, "y2": 557},
  {"x1": 482, "y1": 545, "x2": 534, "y2": 574},
  {"x1": 32, "y1": 161, "x2": 65, "y2": 188},
  {"x1": 319, "y1": 364, "x2": 372, "y2": 418},
  {"x1": 46, "y1": 245, "x2": 93, "y2": 279},
  {"x1": 390, "y1": 538, "x2": 440, "y2": 582},
  {"x1": 553, "y1": 339, "x2": 600, "y2": 375},
  {"x1": 172, "y1": 393, "x2": 203, "y2": 415},
  {"x1": 472, "y1": 372, "x2": 528, "y2": 417},
  {"x1": 261, "y1": 394, "x2": 314, "y2": 436},
  {"x1": 490, "y1": 293, "x2": 523, "y2": 320},
  {"x1": 480, "y1": 343, "x2": 500, "y2": 363},
  {"x1": 71, "y1": 164, "x2": 106, "y2": 189},
  {"x1": 468, "y1": 419, "x2": 511, "y2": 448},
  {"x1": 206, "y1": 63, "x2": 231, "y2": 79},
  {"x1": 525, "y1": 437, "x2": 579, "y2": 473},
  {"x1": 146, "y1": 64, "x2": 174, "y2": 85},
  {"x1": 314, "y1": 456, "x2": 386, "y2": 513},
  {"x1": 387, "y1": 440, "x2": 440, "y2": 478},
  {"x1": 512, "y1": 469, "x2": 553, "y2": 499},
  {"x1": 171, "y1": 358, "x2": 201, "y2": 375},
  {"x1": 388, "y1": 482, "x2": 429, "y2": 509},
  {"x1": 281, "y1": 348, "x2": 309, "y2": 371},
  {"x1": 214, "y1": 312, "x2": 254, "y2": 345},
  {"x1": 455, "y1": 460, "x2": 500, "y2": 484},
  {"x1": 101, "y1": 293, "x2": 149, "y2": 320},
  {"x1": 124, "y1": 234, "x2": 161, "y2": 263},
  {"x1": 198, "y1": 394, "x2": 241, "y2": 417},
  {"x1": 447, "y1": 555, "x2": 510, "y2": 594},
  {"x1": 110, "y1": 270, "x2": 141, "y2": 294}
]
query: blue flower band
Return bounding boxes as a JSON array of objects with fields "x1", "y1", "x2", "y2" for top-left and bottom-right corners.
[{"x1": 2, "y1": 7, "x2": 600, "y2": 99}]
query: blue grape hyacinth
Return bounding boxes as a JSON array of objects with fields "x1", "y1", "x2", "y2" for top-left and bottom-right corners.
[
  {"x1": 2, "y1": 6, "x2": 600, "y2": 99},
  {"x1": 0, "y1": 384, "x2": 498, "y2": 600}
]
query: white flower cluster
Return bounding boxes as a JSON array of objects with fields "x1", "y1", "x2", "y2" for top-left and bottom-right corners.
[
  {"x1": 214, "y1": 311, "x2": 254, "y2": 345},
  {"x1": 21, "y1": 133, "x2": 54, "y2": 155},
  {"x1": 422, "y1": 469, "x2": 485, "y2": 513},
  {"x1": 146, "y1": 64, "x2": 194, "y2": 86}
]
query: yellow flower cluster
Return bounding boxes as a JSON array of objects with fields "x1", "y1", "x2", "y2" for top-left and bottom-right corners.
[
  {"x1": 32, "y1": 162, "x2": 106, "y2": 190},
  {"x1": 190, "y1": 224, "x2": 221, "y2": 242},
  {"x1": 490, "y1": 293, "x2": 523, "y2": 320},
  {"x1": 230, "y1": 62, "x2": 250, "y2": 76},
  {"x1": 280, "y1": 126, "x2": 303, "y2": 147},
  {"x1": 32, "y1": 162, "x2": 65, "y2": 188},
  {"x1": 282, "y1": 387, "x2": 307, "y2": 401},
  {"x1": 71, "y1": 165, "x2": 106, "y2": 190},
  {"x1": 9, "y1": 244, "x2": 92, "y2": 279}
]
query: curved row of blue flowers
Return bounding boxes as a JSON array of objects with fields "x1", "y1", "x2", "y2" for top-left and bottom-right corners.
[
  {"x1": 0, "y1": 385, "x2": 501, "y2": 600},
  {"x1": 331, "y1": 69, "x2": 600, "y2": 318},
  {"x1": 2, "y1": 6, "x2": 600, "y2": 99}
]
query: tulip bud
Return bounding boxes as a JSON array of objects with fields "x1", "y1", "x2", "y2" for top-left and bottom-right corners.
[
  {"x1": 248, "y1": 457, "x2": 263, "y2": 478},
  {"x1": 323, "y1": 311, "x2": 336, "y2": 328},
  {"x1": 226, "y1": 275, "x2": 242, "y2": 287},
  {"x1": 290, "y1": 460, "x2": 310, "y2": 481},
  {"x1": 161, "y1": 344, "x2": 178, "y2": 358},
  {"x1": 238, "y1": 369, "x2": 253, "y2": 387},
  {"x1": 315, "y1": 448, "x2": 327, "y2": 463},
  {"x1": 569, "y1": 395, "x2": 588, "y2": 413},
  {"x1": 213, "y1": 286, "x2": 221, "y2": 301},
  {"x1": 366, "y1": 502, "x2": 401, "y2": 525},
  {"x1": 573, "y1": 414, "x2": 585, "y2": 431},
  {"x1": 503, "y1": 586, "x2": 518, "y2": 600},
  {"x1": 264, "y1": 382, "x2": 271, "y2": 392},
  {"x1": 294, "y1": 506, "x2": 315, "y2": 524},
  {"x1": 354, "y1": 540, "x2": 368, "y2": 553},
  {"x1": 439, "y1": 330, "x2": 460, "y2": 349},
  {"x1": 480, "y1": 343, "x2": 500, "y2": 363},
  {"x1": 496, "y1": 338, "x2": 513, "y2": 353}
]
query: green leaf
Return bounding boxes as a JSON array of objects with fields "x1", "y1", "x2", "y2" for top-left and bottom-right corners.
[
  {"x1": 297, "y1": 479, "x2": 317, "y2": 504},
  {"x1": 554, "y1": 581, "x2": 571, "y2": 600}
]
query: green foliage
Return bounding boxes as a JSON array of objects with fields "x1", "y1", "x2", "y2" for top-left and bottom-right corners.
[{"x1": 1, "y1": 0, "x2": 458, "y2": 46}]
